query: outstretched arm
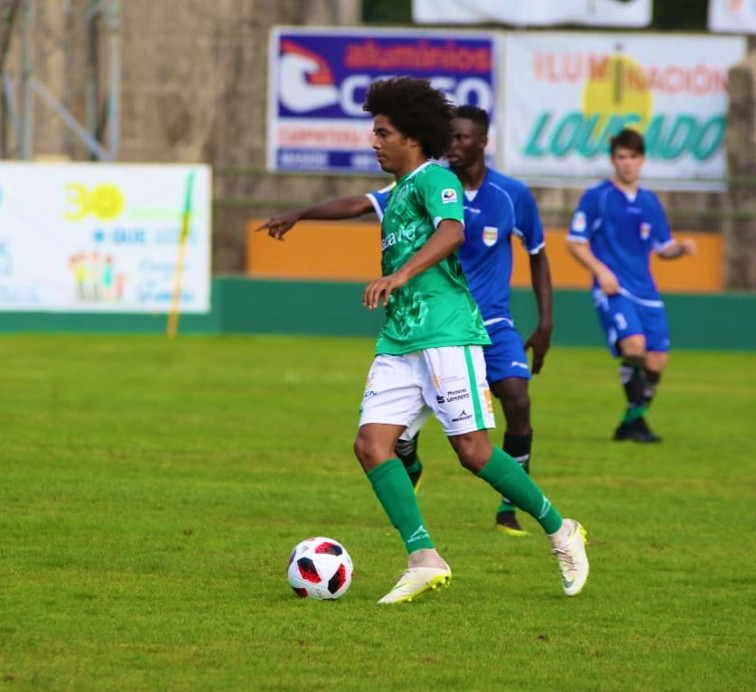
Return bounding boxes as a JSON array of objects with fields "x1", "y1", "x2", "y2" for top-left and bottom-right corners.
[
  {"x1": 363, "y1": 220, "x2": 465, "y2": 309},
  {"x1": 657, "y1": 238, "x2": 696, "y2": 259},
  {"x1": 524, "y1": 249, "x2": 553, "y2": 374},
  {"x1": 255, "y1": 195, "x2": 374, "y2": 240},
  {"x1": 567, "y1": 238, "x2": 620, "y2": 295}
]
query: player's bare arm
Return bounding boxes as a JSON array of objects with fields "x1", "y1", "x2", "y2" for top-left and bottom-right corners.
[
  {"x1": 363, "y1": 220, "x2": 465, "y2": 309},
  {"x1": 657, "y1": 238, "x2": 697, "y2": 259},
  {"x1": 525, "y1": 249, "x2": 554, "y2": 374},
  {"x1": 256, "y1": 195, "x2": 374, "y2": 240},
  {"x1": 567, "y1": 239, "x2": 620, "y2": 295}
]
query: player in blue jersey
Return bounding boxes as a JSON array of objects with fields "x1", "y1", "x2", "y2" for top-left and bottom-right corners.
[{"x1": 567, "y1": 128, "x2": 696, "y2": 442}]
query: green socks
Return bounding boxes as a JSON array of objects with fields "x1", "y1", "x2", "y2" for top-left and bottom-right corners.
[
  {"x1": 368, "y1": 450, "x2": 562, "y2": 547},
  {"x1": 477, "y1": 447, "x2": 562, "y2": 534},
  {"x1": 622, "y1": 402, "x2": 648, "y2": 424},
  {"x1": 367, "y1": 458, "x2": 433, "y2": 553},
  {"x1": 498, "y1": 430, "x2": 533, "y2": 514}
]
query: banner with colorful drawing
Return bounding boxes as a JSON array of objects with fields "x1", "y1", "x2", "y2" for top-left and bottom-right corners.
[
  {"x1": 267, "y1": 27, "x2": 497, "y2": 173},
  {"x1": 501, "y1": 33, "x2": 746, "y2": 189},
  {"x1": 0, "y1": 163, "x2": 211, "y2": 312}
]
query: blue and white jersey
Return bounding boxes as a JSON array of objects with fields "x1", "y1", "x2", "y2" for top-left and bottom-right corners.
[
  {"x1": 457, "y1": 169, "x2": 544, "y2": 323},
  {"x1": 568, "y1": 180, "x2": 673, "y2": 303},
  {"x1": 366, "y1": 168, "x2": 544, "y2": 323}
]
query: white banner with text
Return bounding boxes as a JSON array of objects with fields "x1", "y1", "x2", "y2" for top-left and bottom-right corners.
[
  {"x1": 413, "y1": 0, "x2": 652, "y2": 27},
  {"x1": 708, "y1": 0, "x2": 756, "y2": 33},
  {"x1": 0, "y1": 163, "x2": 211, "y2": 312},
  {"x1": 501, "y1": 33, "x2": 746, "y2": 188}
]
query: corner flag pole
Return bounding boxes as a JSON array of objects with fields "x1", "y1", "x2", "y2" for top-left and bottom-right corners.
[{"x1": 166, "y1": 170, "x2": 196, "y2": 339}]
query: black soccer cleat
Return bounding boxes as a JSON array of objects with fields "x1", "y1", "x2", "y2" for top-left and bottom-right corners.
[
  {"x1": 495, "y1": 510, "x2": 529, "y2": 536},
  {"x1": 613, "y1": 417, "x2": 662, "y2": 443},
  {"x1": 635, "y1": 417, "x2": 662, "y2": 443}
]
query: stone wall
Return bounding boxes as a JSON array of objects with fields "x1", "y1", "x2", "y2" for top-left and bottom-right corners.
[
  {"x1": 726, "y1": 53, "x2": 756, "y2": 290},
  {"x1": 118, "y1": 0, "x2": 366, "y2": 271}
]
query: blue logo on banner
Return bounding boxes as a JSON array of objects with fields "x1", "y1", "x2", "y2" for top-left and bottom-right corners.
[{"x1": 273, "y1": 29, "x2": 497, "y2": 173}]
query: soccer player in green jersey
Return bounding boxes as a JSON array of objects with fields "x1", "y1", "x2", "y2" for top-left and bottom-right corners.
[{"x1": 259, "y1": 77, "x2": 589, "y2": 604}]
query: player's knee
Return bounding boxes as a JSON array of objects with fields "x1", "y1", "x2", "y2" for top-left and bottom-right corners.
[
  {"x1": 619, "y1": 335, "x2": 646, "y2": 357},
  {"x1": 503, "y1": 395, "x2": 530, "y2": 429},
  {"x1": 645, "y1": 352, "x2": 668, "y2": 372},
  {"x1": 353, "y1": 435, "x2": 378, "y2": 470},
  {"x1": 453, "y1": 435, "x2": 492, "y2": 473}
]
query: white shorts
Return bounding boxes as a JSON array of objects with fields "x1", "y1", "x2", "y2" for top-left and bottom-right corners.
[{"x1": 359, "y1": 346, "x2": 495, "y2": 438}]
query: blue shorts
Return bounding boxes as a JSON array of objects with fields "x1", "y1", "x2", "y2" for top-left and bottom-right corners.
[
  {"x1": 594, "y1": 291, "x2": 670, "y2": 357},
  {"x1": 483, "y1": 318, "x2": 531, "y2": 385}
]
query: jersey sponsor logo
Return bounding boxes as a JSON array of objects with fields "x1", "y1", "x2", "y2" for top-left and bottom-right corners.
[
  {"x1": 482, "y1": 225, "x2": 498, "y2": 247},
  {"x1": 446, "y1": 388, "x2": 470, "y2": 402},
  {"x1": 640, "y1": 222, "x2": 651, "y2": 240},
  {"x1": 451, "y1": 409, "x2": 473, "y2": 423},
  {"x1": 381, "y1": 233, "x2": 398, "y2": 252},
  {"x1": 381, "y1": 226, "x2": 417, "y2": 251},
  {"x1": 441, "y1": 188, "x2": 458, "y2": 204},
  {"x1": 571, "y1": 211, "x2": 587, "y2": 233}
]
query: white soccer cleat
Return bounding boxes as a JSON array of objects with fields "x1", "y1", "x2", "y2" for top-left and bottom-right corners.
[
  {"x1": 550, "y1": 519, "x2": 589, "y2": 597},
  {"x1": 377, "y1": 565, "x2": 452, "y2": 604}
]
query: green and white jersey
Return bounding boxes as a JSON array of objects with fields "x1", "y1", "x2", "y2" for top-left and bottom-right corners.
[{"x1": 374, "y1": 162, "x2": 490, "y2": 356}]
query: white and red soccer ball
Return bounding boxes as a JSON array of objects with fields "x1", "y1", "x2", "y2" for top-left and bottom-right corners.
[{"x1": 287, "y1": 537, "x2": 353, "y2": 600}]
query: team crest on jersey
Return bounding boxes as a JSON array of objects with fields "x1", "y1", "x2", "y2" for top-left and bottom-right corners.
[
  {"x1": 441, "y1": 188, "x2": 457, "y2": 204},
  {"x1": 482, "y1": 226, "x2": 498, "y2": 247},
  {"x1": 640, "y1": 222, "x2": 651, "y2": 240},
  {"x1": 572, "y1": 211, "x2": 587, "y2": 233}
]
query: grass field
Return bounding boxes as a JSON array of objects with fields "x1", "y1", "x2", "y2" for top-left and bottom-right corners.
[{"x1": 1, "y1": 334, "x2": 754, "y2": 691}]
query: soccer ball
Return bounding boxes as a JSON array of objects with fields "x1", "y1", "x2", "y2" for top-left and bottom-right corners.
[{"x1": 287, "y1": 536, "x2": 353, "y2": 600}]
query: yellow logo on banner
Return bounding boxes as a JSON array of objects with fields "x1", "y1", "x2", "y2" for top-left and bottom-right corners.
[
  {"x1": 581, "y1": 46, "x2": 654, "y2": 133},
  {"x1": 65, "y1": 183, "x2": 125, "y2": 221}
]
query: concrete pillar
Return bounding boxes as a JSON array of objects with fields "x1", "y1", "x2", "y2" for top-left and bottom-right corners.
[{"x1": 725, "y1": 53, "x2": 756, "y2": 290}]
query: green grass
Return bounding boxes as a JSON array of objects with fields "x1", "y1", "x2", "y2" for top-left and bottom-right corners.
[{"x1": 0, "y1": 335, "x2": 754, "y2": 691}]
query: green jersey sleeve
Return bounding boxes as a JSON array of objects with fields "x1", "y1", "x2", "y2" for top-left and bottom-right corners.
[{"x1": 416, "y1": 167, "x2": 465, "y2": 228}]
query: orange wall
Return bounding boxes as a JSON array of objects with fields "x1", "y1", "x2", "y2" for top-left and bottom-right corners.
[{"x1": 247, "y1": 220, "x2": 724, "y2": 292}]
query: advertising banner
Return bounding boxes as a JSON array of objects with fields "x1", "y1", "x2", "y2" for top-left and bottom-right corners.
[
  {"x1": 708, "y1": 0, "x2": 756, "y2": 33},
  {"x1": 0, "y1": 163, "x2": 211, "y2": 312},
  {"x1": 412, "y1": 0, "x2": 652, "y2": 27},
  {"x1": 268, "y1": 27, "x2": 497, "y2": 173},
  {"x1": 502, "y1": 33, "x2": 746, "y2": 188}
]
